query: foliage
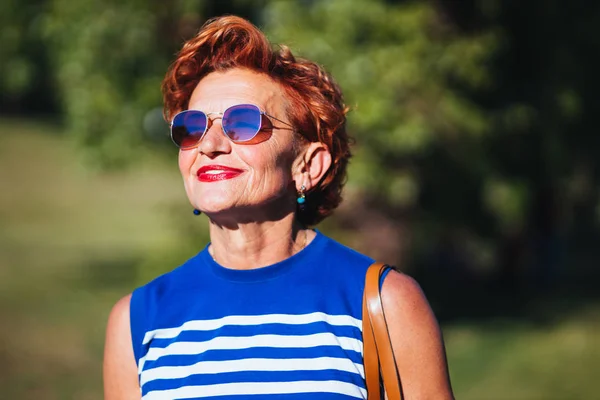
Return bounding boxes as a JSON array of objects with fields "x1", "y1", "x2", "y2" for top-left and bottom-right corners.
[
  {"x1": 41, "y1": 0, "x2": 173, "y2": 167},
  {"x1": 3, "y1": 0, "x2": 600, "y2": 287},
  {"x1": 263, "y1": 0, "x2": 498, "y2": 208},
  {"x1": 37, "y1": 0, "x2": 264, "y2": 168},
  {"x1": 19, "y1": 0, "x2": 508, "y2": 273},
  {"x1": 0, "y1": 0, "x2": 55, "y2": 112}
]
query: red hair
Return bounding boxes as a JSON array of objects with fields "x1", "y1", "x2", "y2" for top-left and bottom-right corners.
[{"x1": 162, "y1": 15, "x2": 351, "y2": 225}]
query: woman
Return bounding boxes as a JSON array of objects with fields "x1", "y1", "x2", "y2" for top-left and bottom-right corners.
[{"x1": 104, "y1": 15, "x2": 454, "y2": 400}]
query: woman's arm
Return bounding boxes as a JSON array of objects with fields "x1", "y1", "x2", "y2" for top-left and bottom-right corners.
[
  {"x1": 381, "y1": 271, "x2": 454, "y2": 399},
  {"x1": 103, "y1": 294, "x2": 141, "y2": 400}
]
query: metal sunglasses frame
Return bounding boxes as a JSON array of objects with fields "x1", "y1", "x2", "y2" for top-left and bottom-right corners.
[{"x1": 170, "y1": 103, "x2": 294, "y2": 149}]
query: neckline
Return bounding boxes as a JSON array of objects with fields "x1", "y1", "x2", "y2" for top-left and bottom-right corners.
[{"x1": 200, "y1": 229, "x2": 326, "y2": 283}]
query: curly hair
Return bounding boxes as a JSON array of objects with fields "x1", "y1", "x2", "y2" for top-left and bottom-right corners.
[{"x1": 162, "y1": 15, "x2": 352, "y2": 226}]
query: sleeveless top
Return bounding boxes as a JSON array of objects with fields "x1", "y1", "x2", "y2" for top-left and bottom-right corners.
[{"x1": 130, "y1": 230, "x2": 374, "y2": 400}]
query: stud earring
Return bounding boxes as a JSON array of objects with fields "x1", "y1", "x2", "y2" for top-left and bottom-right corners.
[
  {"x1": 193, "y1": 209, "x2": 201, "y2": 216},
  {"x1": 297, "y1": 185, "x2": 306, "y2": 211}
]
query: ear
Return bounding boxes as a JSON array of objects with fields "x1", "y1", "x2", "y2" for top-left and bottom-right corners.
[{"x1": 293, "y1": 142, "x2": 332, "y2": 191}]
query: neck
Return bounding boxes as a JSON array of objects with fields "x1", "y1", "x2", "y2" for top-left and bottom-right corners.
[{"x1": 207, "y1": 214, "x2": 312, "y2": 270}]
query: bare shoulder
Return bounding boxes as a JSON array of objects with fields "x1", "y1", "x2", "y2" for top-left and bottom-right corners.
[
  {"x1": 380, "y1": 270, "x2": 435, "y2": 322},
  {"x1": 381, "y1": 270, "x2": 455, "y2": 399},
  {"x1": 108, "y1": 293, "x2": 132, "y2": 326},
  {"x1": 381, "y1": 270, "x2": 426, "y2": 306},
  {"x1": 104, "y1": 293, "x2": 140, "y2": 400},
  {"x1": 105, "y1": 294, "x2": 134, "y2": 349}
]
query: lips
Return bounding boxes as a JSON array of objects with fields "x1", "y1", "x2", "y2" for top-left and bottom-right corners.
[{"x1": 196, "y1": 165, "x2": 244, "y2": 182}]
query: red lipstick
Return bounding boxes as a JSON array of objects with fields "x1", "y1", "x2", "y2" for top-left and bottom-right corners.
[{"x1": 196, "y1": 165, "x2": 244, "y2": 182}]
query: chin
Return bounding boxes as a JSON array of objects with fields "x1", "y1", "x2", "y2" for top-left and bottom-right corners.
[{"x1": 188, "y1": 186, "x2": 234, "y2": 210}]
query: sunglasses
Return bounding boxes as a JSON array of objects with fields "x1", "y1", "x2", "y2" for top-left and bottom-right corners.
[{"x1": 170, "y1": 103, "x2": 293, "y2": 149}]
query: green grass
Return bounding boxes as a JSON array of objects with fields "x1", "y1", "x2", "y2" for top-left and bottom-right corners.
[
  {"x1": 1, "y1": 119, "x2": 599, "y2": 399},
  {"x1": 446, "y1": 311, "x2": 600, "y2": 399},
  {"x1": 0, "y1": 119, "x2": 197, "y2": 399}
]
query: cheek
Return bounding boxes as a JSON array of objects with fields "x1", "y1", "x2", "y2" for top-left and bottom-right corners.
[
  {"x1": 242, "y1": 146, "x2": 295, "y2": 187},
  {"x1": 178, "y1": 150, "x2": 196, "y2": 176},
  {"x1": 240, "y1": 145, "x2": 277, "y2": 172}
]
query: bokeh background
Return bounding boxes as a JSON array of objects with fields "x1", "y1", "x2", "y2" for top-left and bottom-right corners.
[{"x1": 2, "y1": 0, "x2": 600, "y2": 398}]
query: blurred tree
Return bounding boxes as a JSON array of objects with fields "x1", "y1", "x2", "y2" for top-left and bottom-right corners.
[
  {"x1": 263, "y1": 0, "x2": 500, "y2": 267},
  {"x1": 40, "y1": 0, "x2": 263, "y2": 167},
  {"x1": 34, "y1": 0, "x2": 503, "y2": 274},
  {"x1": 0, "y1": 0, "x2": 57, "y2": 114},
  {"x1": 42, "y1": 0, "x2": 177, "y2": 167},
  {"x1": 479, "y1": 0, "x2": 600, "y2": 289},
  {"x1": 5, "y1": 0, "x2": 600, "y2": 290}
]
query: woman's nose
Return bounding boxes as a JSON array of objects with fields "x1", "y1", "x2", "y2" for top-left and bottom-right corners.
[{"x1": 197, "y1": 118, "x2": 232, "y2": 157}]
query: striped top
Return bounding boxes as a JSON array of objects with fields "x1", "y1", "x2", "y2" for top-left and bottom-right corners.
[{"x1": 130, "y1": 230, "x2": 374, "y2": 399}]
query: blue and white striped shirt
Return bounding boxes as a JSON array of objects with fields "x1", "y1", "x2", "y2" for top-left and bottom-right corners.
[{"x1": 130, "y1": 231, "x2": 374, "y2": 399}]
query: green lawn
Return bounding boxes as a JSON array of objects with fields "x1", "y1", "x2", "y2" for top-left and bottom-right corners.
[
  {"x1": 1, "y1": 119, "x2": 599, "y2": 399},
  {"x1": 0, "y1": 119, "x2": 195, "y2": 399}
]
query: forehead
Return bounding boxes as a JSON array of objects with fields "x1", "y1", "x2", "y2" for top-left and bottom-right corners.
[{"x1": 188, "y1": 69, "x2": 288, "y2": 113}]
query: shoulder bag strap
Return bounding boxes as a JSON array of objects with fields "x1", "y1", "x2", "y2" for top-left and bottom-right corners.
[{"x1": 363, "y1": 262, "x2": 403, "y2": 400}]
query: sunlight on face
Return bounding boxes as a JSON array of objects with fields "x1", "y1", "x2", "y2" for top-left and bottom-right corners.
[{"x1": 178, "y1": 69, "x2": 301, "y2": 221}]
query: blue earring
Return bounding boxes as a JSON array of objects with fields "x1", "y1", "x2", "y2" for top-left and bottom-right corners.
[
  {"x1": 297, "y1": 185, "x2": 306, "y2": 210},
  {"x1": 193, "y1": 209, "x2": 201, "y2": 215}
]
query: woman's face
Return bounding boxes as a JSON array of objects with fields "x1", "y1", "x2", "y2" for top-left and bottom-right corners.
[{"x1": 178, "y1": 68, "x2": 302, "y2": 221}]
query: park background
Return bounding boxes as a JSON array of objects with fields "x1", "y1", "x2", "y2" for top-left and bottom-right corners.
[{"x1": 1, "y1": 0, "x2": 600, "y2": 398}]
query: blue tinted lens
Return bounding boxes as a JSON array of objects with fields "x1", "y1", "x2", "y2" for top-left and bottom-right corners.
[
  {"x1": 171, "y1": 110, "x2": 207, "y2": 148},
  {"x1": 222, "y1": 104, "x2": 262, "y2": 142}
]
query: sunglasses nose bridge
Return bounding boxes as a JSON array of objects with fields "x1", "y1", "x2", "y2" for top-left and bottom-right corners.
[
  {"x1": 206, "y1": 112, "x2": 225, "y2": 134},
  {"x1": 197, "y1": 113, "x2": 234, "y2": 154},
  {"x1": 205, "y1": 112, "x2": 224, "y2": 122},
  {"x1": 205, "y1": 112, "x2": 228, "y2": 137}
]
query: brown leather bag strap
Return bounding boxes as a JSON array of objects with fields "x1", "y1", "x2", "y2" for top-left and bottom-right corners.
[
  {"x1": 362, "y1": 284, "x2": 381, "y2": 400},
  {"x1": 363, "y1": 262, "x2": 403, "y2": 400}
]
